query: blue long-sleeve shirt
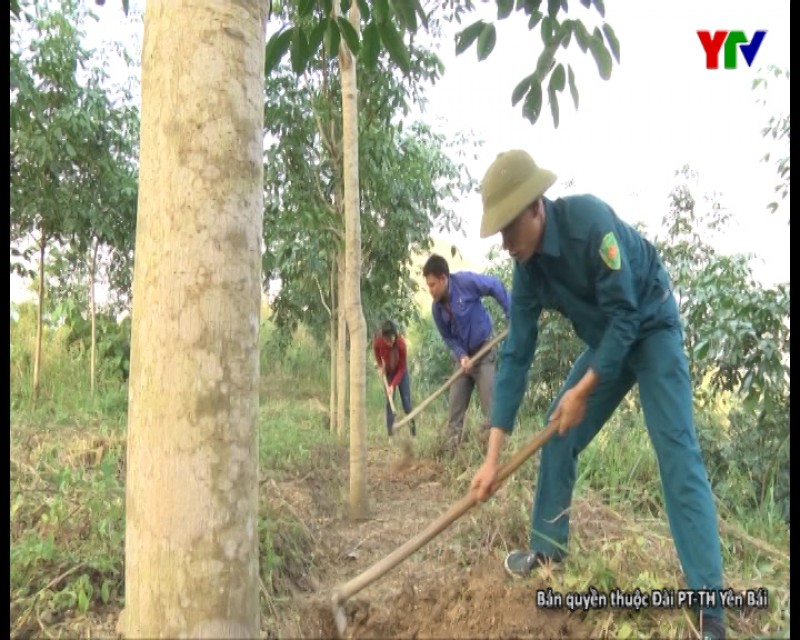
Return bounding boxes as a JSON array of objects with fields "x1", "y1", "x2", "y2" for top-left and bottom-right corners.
[
  {"x1": 432, "y1": 271, "x2": 511, "y2": 360},
  {"x1": 491, "y1": 194, "x2": 678, "y2": 432}
]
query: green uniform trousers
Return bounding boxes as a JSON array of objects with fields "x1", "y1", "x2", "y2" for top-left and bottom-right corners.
[{"x1": 530, "y1": 323, "x2": 724, "y2": 621}]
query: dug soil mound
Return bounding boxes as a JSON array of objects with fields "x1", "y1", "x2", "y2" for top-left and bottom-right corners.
[{"x1": 270, "y1": 441, "x2": 597, "y2": 639}]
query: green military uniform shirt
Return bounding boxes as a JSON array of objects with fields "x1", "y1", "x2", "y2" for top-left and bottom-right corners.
[{"x1": 491, "y1": 194, "x2": 678, "y2": 432}]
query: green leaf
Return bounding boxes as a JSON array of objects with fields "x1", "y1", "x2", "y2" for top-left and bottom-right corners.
[
  {"x1": 617, "y1": 623, "x2": 633, "y2": 640},
  {"x1": 558, "y1": 20, "x2": 572, "y2": 48},
  {"x1": 122, "y1": 0, "x2": 130, "y2": 16},
  {"x1": 372, "y1": 0, "x2": 389, "y2": 23},
  {"x1": 357, "y1": 0, "x2": 370, "y2": 20},
  {"x1": 308, "y1": 19, "x2": 328, "y2": 57},
  {"x1": 694, "y1": 339, "x2": 711, "y2": 360},
  {"x1": 550, "y1": 62, "x2": 566, "y2": 92},
  {"x1": 541, "y1": 16, "x2": 558, "y2": 44},
  {"x1": 579, "y1": 0, "x2": 590, "y2": 6},
  {"x1": 265, "y1": 28, "x2": 293, "y2": 75},
  {"x1": 511, "y1": 73, "x2": 534, "y2": 106},
  {"x1": 101, "y1": 580, "x2": 110, "y2": 604},
  {"x1": 497, "y1": 0, "x2": 514, "y2": 19},
  {"x1": 455, "y1": 20, "x2": 486, "y2": 56},
  {"x1": 78, "y1": 587, "x2": 89, "y2": 613},
  {"x1": 298, "y1": 0, "x2": 315, "y2": 17},
  {"x1": 337, "y1": 17, "x2": 361, "y2": 54},
  {"x1": 547, "y1": 0, "x2": 560, "y2": 17},
  {"x1": 476, "y1": 23, "x2": 497, "y2": 61},
  {"x1": 602, "y1": 23, "x2": 620, "y2": 63},
  {"x1": 588, "y1": 33, "x2": 613, "y2": 79},
  {"x1": 378, "y1": 19, "x2": 410, "y2": 73},
  {"x1": 391, "y1": 0, "x2": 417, "y2": 32},
  {"x1": 360, "y1": 20, "x2": 380, "y2": 68},
  {"x1": 324, "y1": 19, "x2": 341, "y2": 58},
  {"x1": 592, "y1": 0, "x2": 605, "y2": 18},
  {"x1": 548, "y1": 87, "x2": 560, "y2": 128},
  {"x1": 528, "y1": 10, "x2": 543, "y2": 29},
  {"x1": 567, "y1": 63, "x2": 579, "y2": 108},
  {"x1": 522, "y1": 79, "x2": 543, "y2": 124},
  {"x1": 547, "y1": 64, "x2": 566, "y2": 129},
  {"x1": 290, "y1": 28, "x2": 311, "y2": 74},
  {"x1": 573, "y1": 21, "x2": 590, "y2": 52}
]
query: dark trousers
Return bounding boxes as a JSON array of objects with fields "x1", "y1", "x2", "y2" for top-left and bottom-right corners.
[
  {"x1": 386, "y1": 370, "x2": 413, "y2": 434},
  {"x1": 446, "y1": 346, "x2": 496, "y2": 445}
]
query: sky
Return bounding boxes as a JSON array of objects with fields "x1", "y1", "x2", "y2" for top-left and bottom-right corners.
[
  {"x1": 10, "y1": 0, "x2": 790, "y2": 304},
  {"x1": 414, "y1": 0, "x2": 791, "y2": 286}
]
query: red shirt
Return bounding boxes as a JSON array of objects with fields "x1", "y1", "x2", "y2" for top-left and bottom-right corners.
[{"x1": 373, "y1": 333, "x2": 407, "y2": 388}]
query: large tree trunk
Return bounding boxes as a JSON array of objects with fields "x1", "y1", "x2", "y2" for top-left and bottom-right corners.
[
  {"x1": 89, "y1": 239, "x2": 98, "y2": 396},
  {"x1": 339, "y1": 0, "x2": 368, "y2": 520},
  {"x1": 329, "y1": 260, "x2": 337, "y2": 433},
  {"x1": 32, "y1": 231, "x2": 45, "y2": 405},
  {"x1": 336, "y1": 246, "x2": 348, "y2": 439},
  {"x1": 121, "y1": 2, "x2": 265, "y2": 638}
]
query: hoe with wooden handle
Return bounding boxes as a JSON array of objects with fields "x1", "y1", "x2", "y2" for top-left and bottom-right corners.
[
  {"x1": 382, "y1": 372, "x2": 398, "y2": 429},
  {"x1": 329, "y1": 418, "x2": 560, "y2": 638},
  {"x1": 390, "y1": 328, "x2": 509, "y2": 434}
]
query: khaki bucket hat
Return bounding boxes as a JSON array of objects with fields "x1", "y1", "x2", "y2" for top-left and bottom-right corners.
[{"x1": 479, "y1": 150, "x2": 557, "y2": 238}]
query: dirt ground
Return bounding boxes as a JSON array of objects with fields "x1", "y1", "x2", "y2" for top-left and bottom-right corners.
[
  {"x1": 266, "y1": 441, "x2": 597, "y2": 640},
  {"x1": 18, "y1": 422, "x2": 787, "y2": 639}
]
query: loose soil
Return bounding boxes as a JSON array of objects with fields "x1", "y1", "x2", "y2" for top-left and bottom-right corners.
[{"x1": 266, "y1": 440, "x2": 595, "y2": 640}]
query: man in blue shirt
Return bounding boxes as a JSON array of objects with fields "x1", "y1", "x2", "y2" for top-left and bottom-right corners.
[
  {"x1": 422, "y1": 254, "x2": 510, "y2": 454},
  {"x1": 469, "y1": 150, "x2": 726, "y2": 640}
]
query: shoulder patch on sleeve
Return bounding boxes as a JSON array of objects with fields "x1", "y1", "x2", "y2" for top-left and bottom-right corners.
[{"x1": 599, "y1": 231, "x2": 621, "y2": 270}]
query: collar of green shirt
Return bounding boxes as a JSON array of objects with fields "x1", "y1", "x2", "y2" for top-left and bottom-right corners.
[{"x1": 538, "y1": 197, "x2": 561, "y2": 258}]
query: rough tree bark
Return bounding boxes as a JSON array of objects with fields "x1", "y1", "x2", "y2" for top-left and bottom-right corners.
[
  {"x1": 338, "y1": 0, "x2": 368, "y2": 519},
  {"x1": 336, "y1": 246, "x2": 348, "y2": 439},
  {"x1": 89, "y1": 239, "x2": 98, "y2": 396},
  {"x1": 329, "y1": 261, "x2": 337, "y2": 433},
  {"x1": 121, "y1": 1, "x2": 266, "y2": 637}
]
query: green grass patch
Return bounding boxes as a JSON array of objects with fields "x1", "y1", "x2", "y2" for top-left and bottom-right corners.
[{"x1": 10, "y1": 422, "x2": 126, "y2": 635}]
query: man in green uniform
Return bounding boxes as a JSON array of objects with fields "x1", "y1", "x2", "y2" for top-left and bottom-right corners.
[{"x1": 469, "y1": 150, "x2": 726, "y2": 640}]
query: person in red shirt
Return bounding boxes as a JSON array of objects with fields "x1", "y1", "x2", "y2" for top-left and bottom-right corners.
[{"x1": 373, "y1": 320, "x2": 417, "y2": 437}]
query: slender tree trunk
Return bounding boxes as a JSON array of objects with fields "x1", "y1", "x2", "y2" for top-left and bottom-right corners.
[
  {"x1": 89, "y1": 239, "x2": 99, "y2": 396},
  {"x1": 32, "y1": 231, "x2": 46, "y2": 405},
  {"x1": 339, "y1": 0, "x2": 368, "y2": 520},
  {"x1": 121, "y1": 2, "x2": 265, "y2": 637},
  {"x1": 329, "y1": 260, "x2": 337, "y2": 433},
  {"x1": 336, "y1": 246, "x2": 348, "y2": 439}
]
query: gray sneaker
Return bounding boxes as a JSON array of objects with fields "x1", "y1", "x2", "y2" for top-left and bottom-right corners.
[{"x1": 503, "y1": 551, "x2": 558, "y2": 578}]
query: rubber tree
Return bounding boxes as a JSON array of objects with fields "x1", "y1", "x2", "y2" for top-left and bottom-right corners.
[
  {"x1": 334, "y1": 0, "x2": 369, "y2": 518},
  {"x1": 119, "y1": 1, "x2": 266, "y2": 637},
  {"x1": 262, "y1": 39, "x2": 470, "y2": 439}
]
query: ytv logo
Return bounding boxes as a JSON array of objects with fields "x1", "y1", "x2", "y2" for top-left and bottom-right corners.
[{"x1": 697, "y1": 30, "x2": 767, "y2": 69}]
